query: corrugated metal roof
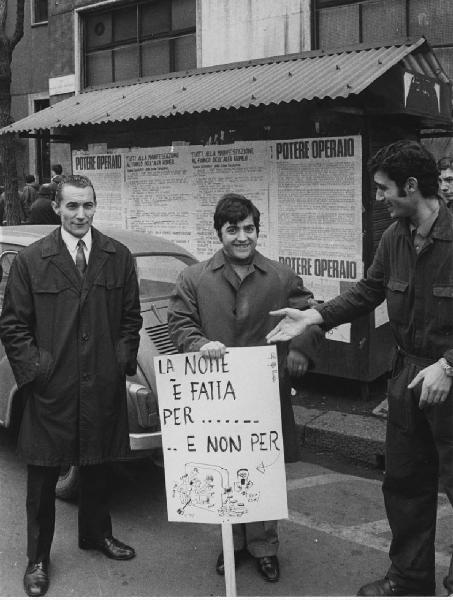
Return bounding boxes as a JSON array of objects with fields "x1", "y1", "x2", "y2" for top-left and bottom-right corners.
[{"x1": 2, "y1": 38, "x2": 447, "y2": 135}]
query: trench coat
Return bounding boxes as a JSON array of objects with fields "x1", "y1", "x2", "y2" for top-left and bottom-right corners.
[
  {"x1": 0, "y1": 227, "x2": 142, "y2": 466},
  {"x1": 168, "y1": 249, "x2": 323, "y2": 461}
]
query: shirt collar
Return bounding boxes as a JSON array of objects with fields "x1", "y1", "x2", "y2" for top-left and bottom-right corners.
[
  {"x1": 397, "y1": 200, "x2": 453, "y2": 241},
  {"x1": 60, "y1": 227, "x2": 92, "y2": 252},
  {"x1": 408, "y1": 205, "x2": 439, "y2": 238}
]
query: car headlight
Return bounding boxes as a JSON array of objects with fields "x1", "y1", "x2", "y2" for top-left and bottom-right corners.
[{"x1": 126, "y1": 382, "x2": 159, "y2": 429}]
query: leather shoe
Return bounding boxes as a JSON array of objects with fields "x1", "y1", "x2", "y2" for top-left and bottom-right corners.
[
  {"x1": 257, "y1": 555, "x2": 279, "y2": 582},
  {"x1": 79, "y1": 535, "x2": 136, "y2": 560},
  {"x1": 216, "y1": 549, "x2": 248, "y2": 575},
  {"x1": 357, "y1": 577, "x2": 430, "y2": 596},
  {"x1": 23, "y1": 560, "x2": 49, "y2": 597}
]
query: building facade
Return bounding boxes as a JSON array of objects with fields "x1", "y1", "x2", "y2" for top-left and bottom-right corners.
[
  {"x1": 11, "y1": 0, "x2": 452, "y2": 182},
  {"x1": 4, "y1": 0, "x2": 452, "y2": 384},
  {"x1": 10, "y1": 0, "x2": 313, "y2": 181}
]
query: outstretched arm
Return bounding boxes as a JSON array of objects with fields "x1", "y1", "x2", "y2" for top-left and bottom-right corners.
[
  {"x1": 268, "y1": 231, "x2": 389, "y2": 345},
  {"x1": 266, "y1": 307, "x2": 323, "y2": 343}
]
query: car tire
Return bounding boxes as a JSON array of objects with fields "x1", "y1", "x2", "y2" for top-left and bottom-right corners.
[{"x1": 56, "y1": 465, "x2": 80, "y2": 501}]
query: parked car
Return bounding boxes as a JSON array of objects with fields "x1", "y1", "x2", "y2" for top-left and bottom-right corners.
[{"x1": 0, "y1": 225, "x2": 197, "y2": 499}]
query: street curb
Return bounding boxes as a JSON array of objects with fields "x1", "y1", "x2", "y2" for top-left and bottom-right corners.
[{"x1": 294, "y1": 406, "x2": 386, "y2": 466}]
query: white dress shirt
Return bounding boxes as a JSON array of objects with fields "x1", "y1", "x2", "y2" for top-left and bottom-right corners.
[{"x1": 60, "y1": 227, "x2": 92, "y2": 265}]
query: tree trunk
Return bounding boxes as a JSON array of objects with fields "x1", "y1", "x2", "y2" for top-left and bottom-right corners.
[
  {"x1": 0, "y1": 0, "x2": 25, "y2": 225},
  {"x1": 0, "y1": 133, "x2": 21, "y2": 224}
]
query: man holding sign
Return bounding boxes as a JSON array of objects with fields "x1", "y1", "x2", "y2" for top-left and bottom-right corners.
[{"x1": 168, "y1": 193, "x2": 322, "y2": 583}]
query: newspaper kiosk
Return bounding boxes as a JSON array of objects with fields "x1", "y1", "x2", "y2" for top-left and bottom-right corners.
[{"x1": 6, "y1": 38, "x2": 452, "y2": 388}]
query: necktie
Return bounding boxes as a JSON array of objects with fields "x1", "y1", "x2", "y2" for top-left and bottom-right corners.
[{"x1": 76, "y1": 239, "x2": 87, "y2": 276}]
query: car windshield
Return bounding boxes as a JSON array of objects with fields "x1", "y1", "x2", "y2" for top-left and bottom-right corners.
[{"x1": 134, "y1": 254, "x2": 193, "y2": 301}]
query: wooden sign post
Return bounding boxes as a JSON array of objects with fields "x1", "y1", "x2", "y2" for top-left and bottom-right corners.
[
  {"x1": 222, "y1": 523, "x2": 236, "y2": 596},
  {"x1": 154, "y1": 346, "x2": 288, "y2": 596}
]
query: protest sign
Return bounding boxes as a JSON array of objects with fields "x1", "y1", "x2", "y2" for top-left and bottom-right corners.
[{"x1": 154, "y1": 346, "x2": 288, "y2": 525}]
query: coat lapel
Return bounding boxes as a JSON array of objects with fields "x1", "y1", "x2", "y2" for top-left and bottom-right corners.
[
  {"x1": 210, "y1": 250, "x2": 241, "y2": 291},
  {"x1": 211, "y1": 249, "x2": 267, "y2": 291},
  {"x1": 80, "y1": 228, "x2": 116, "y2": 305},
  {"x1": 43, "y1": 228, "x2": 82, "y2": 291}
]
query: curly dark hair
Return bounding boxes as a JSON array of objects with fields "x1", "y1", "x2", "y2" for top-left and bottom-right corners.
[
  {"x1": 54, "y1": 174, "x2": 97, "y2": 206},
  {"x1": 368, "y1": 140, "x2": 439, "y2": 198},
  {"x1": 213, "y1": 193, "x2": 260, "y2": 237}
]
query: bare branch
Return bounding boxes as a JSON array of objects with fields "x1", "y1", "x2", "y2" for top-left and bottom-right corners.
[{"x1": 11, "y1": 0, "x2": 25, "y2": 49}]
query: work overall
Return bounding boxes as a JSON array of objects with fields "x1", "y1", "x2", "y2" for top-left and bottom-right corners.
[
  {"x1": 385, "y1": 348, "x2": 453, "y2": 595},
  {"x1": 317, "y1": 201, "x2": 453, "y2": 594}
]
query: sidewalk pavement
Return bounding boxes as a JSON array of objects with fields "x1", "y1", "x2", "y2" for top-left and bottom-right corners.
[
  {"x1": 294, "y1": 404, "x2": 386, "y2": 467},
  {"x1": 292, "y1": 374, "x2": 388, "y2": 467}
]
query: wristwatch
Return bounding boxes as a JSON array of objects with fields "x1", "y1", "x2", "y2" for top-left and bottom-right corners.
[{"x1": 438, "y1": 357, "x2": 453, "y2": 377}]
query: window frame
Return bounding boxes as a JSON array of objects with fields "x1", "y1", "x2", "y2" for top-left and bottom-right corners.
[
  {"x1": 78, "y1": 0, "x2": 196, "y2": 90},
  {"x1": 315, "y1": 0, "x2": 361, "y2": 7},
  {"x1": 31, "y1": 0, "x2": 49, "y2": 26},
  {"x1": 311, "y1": 0, "x2": 453, "y2": 83}
]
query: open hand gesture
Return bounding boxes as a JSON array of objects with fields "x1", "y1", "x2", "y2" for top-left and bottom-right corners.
[{"x1": 266, "y1": 308, "x2": 322, "y2": 343}]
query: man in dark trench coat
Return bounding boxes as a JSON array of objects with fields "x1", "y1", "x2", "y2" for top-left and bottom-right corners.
[{"x1": 0, "y1": 174, "x2": 142, "y2": 597}]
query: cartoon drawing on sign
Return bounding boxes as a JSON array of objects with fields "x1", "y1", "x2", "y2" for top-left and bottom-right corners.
[
  {"x1": 234, "y1": 468, "x2": 253, "y2": 495},
  {"x1": 172, "y1": 462, "x2": 261, "y2": 518}
]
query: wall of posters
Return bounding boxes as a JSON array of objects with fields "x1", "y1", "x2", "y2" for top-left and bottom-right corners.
[
  {"x1": 72, "y1": 135, "x2": 362, "y2": 302},
  {"x1": 269, "y1": 136, "x2": 363, "y2": 300},
  {"x1": 73, "y1": 153, "x2": 125, "y2": 229},
  {"x1": 125, "y1": 149, "x2": 197, "y2": 251},
  {"x1": 154, "y1": 346, "x2": 288, "y2": 524}
]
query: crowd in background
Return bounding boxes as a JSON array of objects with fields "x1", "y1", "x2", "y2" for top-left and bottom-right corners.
[{"x1": 0, "y1": 164, "x2": 63, "y2": 226}]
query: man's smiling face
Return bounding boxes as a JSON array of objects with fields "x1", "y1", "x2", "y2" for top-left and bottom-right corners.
[{"x1": 220, "y1": 213, "x2": 258, "y2": 262}]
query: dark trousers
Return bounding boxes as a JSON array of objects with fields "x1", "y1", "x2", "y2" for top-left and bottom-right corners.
[
  {"x1": 384, "y1": 355, "x2": 453, "y2": 594},
  {"x1": 228, "y1": 378, "x2": 298, "y2": 558},
  {"x1": 26, "y1": 464, "x2": 113, "y2": 563},
  {"x1": 232, "y1": 521, "x2": 279, "y2": 557}
]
